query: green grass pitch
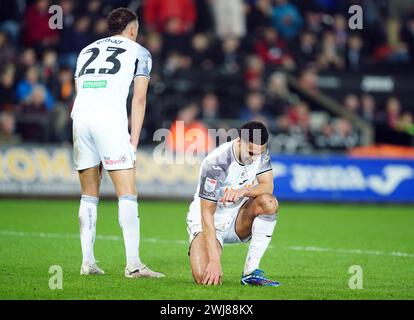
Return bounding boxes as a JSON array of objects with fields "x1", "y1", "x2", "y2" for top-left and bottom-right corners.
[{"x1": 0, "y1": 199, "x2": 413, "y2": 300}]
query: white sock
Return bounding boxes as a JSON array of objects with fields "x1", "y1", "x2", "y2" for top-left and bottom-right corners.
[
  {"x1": 79, "y1": 195, "x2": 98, "y2": 266},
  {"x1": 243, "y1": 213, "x2": 278, "y2": 276},
  {"x1": 118, "y1": 195, "x2": 144, "y2": 271}
]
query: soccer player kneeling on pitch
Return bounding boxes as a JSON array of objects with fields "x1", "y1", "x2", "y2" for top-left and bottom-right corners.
[
  {"x1": 72, "y1": 8, "x2": 164, "y2": 278},
  {"x1": 187, "y1": 121, "x2": 280, "y2": 286}
]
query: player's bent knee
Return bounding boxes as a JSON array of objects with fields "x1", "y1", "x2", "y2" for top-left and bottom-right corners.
[{"x1": 255, "y1": 194, "x2": 278, "y2": 214}]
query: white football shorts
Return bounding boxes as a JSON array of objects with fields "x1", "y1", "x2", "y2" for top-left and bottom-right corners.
[
  {"x1": 186, "y1": 199, "x2": 251, "y2": 249},
  {"x1": 72, "y1": 111, "x2": 136, "y2": 171}
]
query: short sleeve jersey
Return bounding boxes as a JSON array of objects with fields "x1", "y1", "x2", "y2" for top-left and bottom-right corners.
[
  {"x1": 72, "y1": 35, "x2": 152, "y2": 120},
  {"x1": 188, "y1": 140, "x2": 273, "y2": 220}
]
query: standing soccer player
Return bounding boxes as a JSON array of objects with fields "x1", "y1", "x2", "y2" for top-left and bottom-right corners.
[
  {"x1": 72, "y1": 8, "x2": 164, "y2": 278},
  {"x1": 187, "y1": 121, "x2": 280, "y2": 286}
]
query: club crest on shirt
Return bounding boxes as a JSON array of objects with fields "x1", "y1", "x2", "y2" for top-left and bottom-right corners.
[{"x1": 204, "y1": 178, "x2": 217, "y2": 192}]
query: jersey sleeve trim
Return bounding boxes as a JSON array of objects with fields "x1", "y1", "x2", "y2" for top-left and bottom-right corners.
[
  {"x1": 133, "y1": 74, "x2": 150, "y2": 79},
  {"x1": 256, "y1": 168, "x2": 273, "y2": 176},
  {"x1": 199, "y1": 195, "x2": 218, "y2": 203}
]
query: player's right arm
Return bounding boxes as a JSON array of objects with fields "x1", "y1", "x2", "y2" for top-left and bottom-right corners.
[
  {"x1": 200, "y1": 199, "x2": 222, "y2": 285},
  {"x1": 198, "y1": 160, "x2": 225, "y2": 285}
]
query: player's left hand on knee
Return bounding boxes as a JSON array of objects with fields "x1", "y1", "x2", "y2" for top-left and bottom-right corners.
[{"x1": 220, "y1": 188, "x2": 247, "y2": 206}]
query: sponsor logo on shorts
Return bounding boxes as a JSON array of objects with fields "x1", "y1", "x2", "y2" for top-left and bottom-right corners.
[{"x1": 104, "y1": 155, "x2": 127, "y2": 166}]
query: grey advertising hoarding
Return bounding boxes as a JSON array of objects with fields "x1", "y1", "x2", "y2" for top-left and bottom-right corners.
[{"x1": 0, "y1": 145, "x2": 200, "y2": 198}]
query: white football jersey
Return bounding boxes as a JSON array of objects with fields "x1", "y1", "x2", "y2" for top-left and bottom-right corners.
[
  {"x1": 187, "y1": 140, "x2": 273, "y2": 223},
  {"x1": 71, "y1": 35, "x2": 152, "y2": 120}
]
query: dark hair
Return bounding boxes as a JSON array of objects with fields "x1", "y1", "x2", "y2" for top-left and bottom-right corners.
[
  {"x1": 239, "y1": 121, "x2": 269, "y2": 145},
  {"x1": 107, "y1": 8, "x2": 138, "y2": 36}
]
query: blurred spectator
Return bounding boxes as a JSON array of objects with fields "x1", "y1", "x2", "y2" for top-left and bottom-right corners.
[
  {"x1": 146, "y1": 32, "x2": 163, "y2": 81},
  {"x1": 271, "y1": 0, "x2": 304, "y2": 40},
  {"x1": 161, "y1": 17, "x2": 193, "y2": 58},
  {"x1": 254, "y1": 27, "x2": 294, "y2": 69},
  {"x1": 396, "y1": 111, "x2": 414, "y2": 135},
  {"x1": 292, "y1": 29, "x2": 317, "y2": 69},
  {"x1": 0, "y1": 32, "x2": 16, "y2": 69},
  {"x1": 239, "y1": 91, "x2": 269, "y2": 126},
  {"x1": 288, "y1": 101, "x2": 311, "y2": 134},
  {"x1": 332, "y1": 118, "x2": 359, "y2": 149},
  {"x1": 385, "y1": 97, "x2": 401, "y2": 130},
  {"x1": 201, "y1": 92, "x2": 220, "y2": 120},
  {"x1": 45, "y1": 67, "x2": 75, "y2": 142},
  {"x1": 17, "y1": 48, "x2": 37, "y2": 77},
  {"x1": 23, "y1": 0, "x2": 59, "y2": 51},
  {"x1": 16, "y1": 65, "x2": 55, "y2": 112},
  {"x1": 167, "y1": 102, "x2": 214, "y2": 153},
  {"x1": 163, "y1": 52, "x2": 192, "y2": 78},
  {"x1": 315, "y1": 118, "x2": 359, "y2": 150},
  {"x1": 305, "y1": 10, "x2": 324, "y2": 36},
  {"x1": 333, "y1": 14, "x2": 347, "y2": 50},
  {"x1": 143, "y1": 0, "x2": 196, "y2": 34},
  {"x1": 50, "y1": 66, "x2": 75, "y2": 106},
  {"x1": 211, "y1": 0, "x2": 246, "y2": 39},
  {"x1": 16, "y1": 84, "x2": 52, "y2": 142},
  {"x1": 190, "y1": 33, "x2": 215, "y2": 71},
  {"x1": 343, "y1": 94, "x2": 360, "y2": 114},
  {"x1": 264, "y1": 71, "x2": 298, "y2": 116},
  {"x1": 246, "y1": 0, "x2": 273, "y2": 35},
  {"x1": 49, "y1": 66, "x2": 75, "y2": 142},
  {"x1": 274, "y1": 113, "x2": 291, "y2": 133},
  {"x1": 40, "y1": 50, "x2": 59, "y2": 88},
  {"x1": 244, "y1": 55, "x2": 265, "y2": 91},
  {"x1": 316, "y1": 31, "x2": 344, "y2": 71},
  {"x1": 60, "y1": 0, "x2": 76, "y2": 29},
  {"x1": 193, "y1": 0, "x2": 214, "y2": 33},
  {"x1": 400, "y1": 15, "x2": 414, "y2": 63},
  {"x1": 298, "y1": 66, "x2": 318, "y2": 93},
  {"x1": 92, "y1": 16, "x2": 109, "y2": 41},
  {"x1": 0, "y1": 64, "x2": 16, "y2": 112},
  {"x1": 217, "y1": 35, "x2": 244, "y2": 74},
  {"x1": 0, "y1": 112, "x2": 20, "y2": 144},
  {"x1": 0, "y1": 0, "x2": 21, "y2": 43},
  {"x1": 19, "y1": 84, "x2": 50, "y2": 114},
  {"x1": 164, "y1": 52, "x2": 185, "y2": 75},
  {"x1": 360, "y1": 94, "x2": 377, "y2": 123},
  {"x1": 362, "y1": 0, "x2": 387, "y2": 49},
  {"x1": 345, "y1": 34, "x2": 366, "y2": 71},
  {"x1": 388, "y1": 43, "x2": 411, "y2": 65},
  {"x1": 84, "y1": 0, "x2": 103, "y2": 22},
  {"x1": 59, "y1": 16, "x2": 93, "y2": 70}
]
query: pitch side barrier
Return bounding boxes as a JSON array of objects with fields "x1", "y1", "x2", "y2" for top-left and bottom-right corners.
[{"x1": 0, "y1": 145, "x2": 413, "y2": 203}]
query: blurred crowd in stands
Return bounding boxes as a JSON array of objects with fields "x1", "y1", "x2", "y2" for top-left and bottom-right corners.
[{"x1": 0, "y1": 0, "x2": 413, "y2": 153}]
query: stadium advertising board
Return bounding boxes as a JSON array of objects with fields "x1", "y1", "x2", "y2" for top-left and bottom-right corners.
[
  {"x1": 0, "y1": 146, "x2": 413, "y2": 202},
  {"x1": 0, "y1": 145, "x2": 199, "y2": 198},
  {"x1": 272, "y1": 155, "x2": 414, "y2": 203}
]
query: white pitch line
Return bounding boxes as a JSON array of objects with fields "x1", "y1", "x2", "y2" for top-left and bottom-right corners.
[
  {"x1": 0, "y1": 230, "x2": 187, "y2": 246},
  {"x1": 1, "y1": 230, "x2": 413, "y2": 259},
  {"x1": 288, "y1": 246, "x2": 414, "y2": 258}
]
